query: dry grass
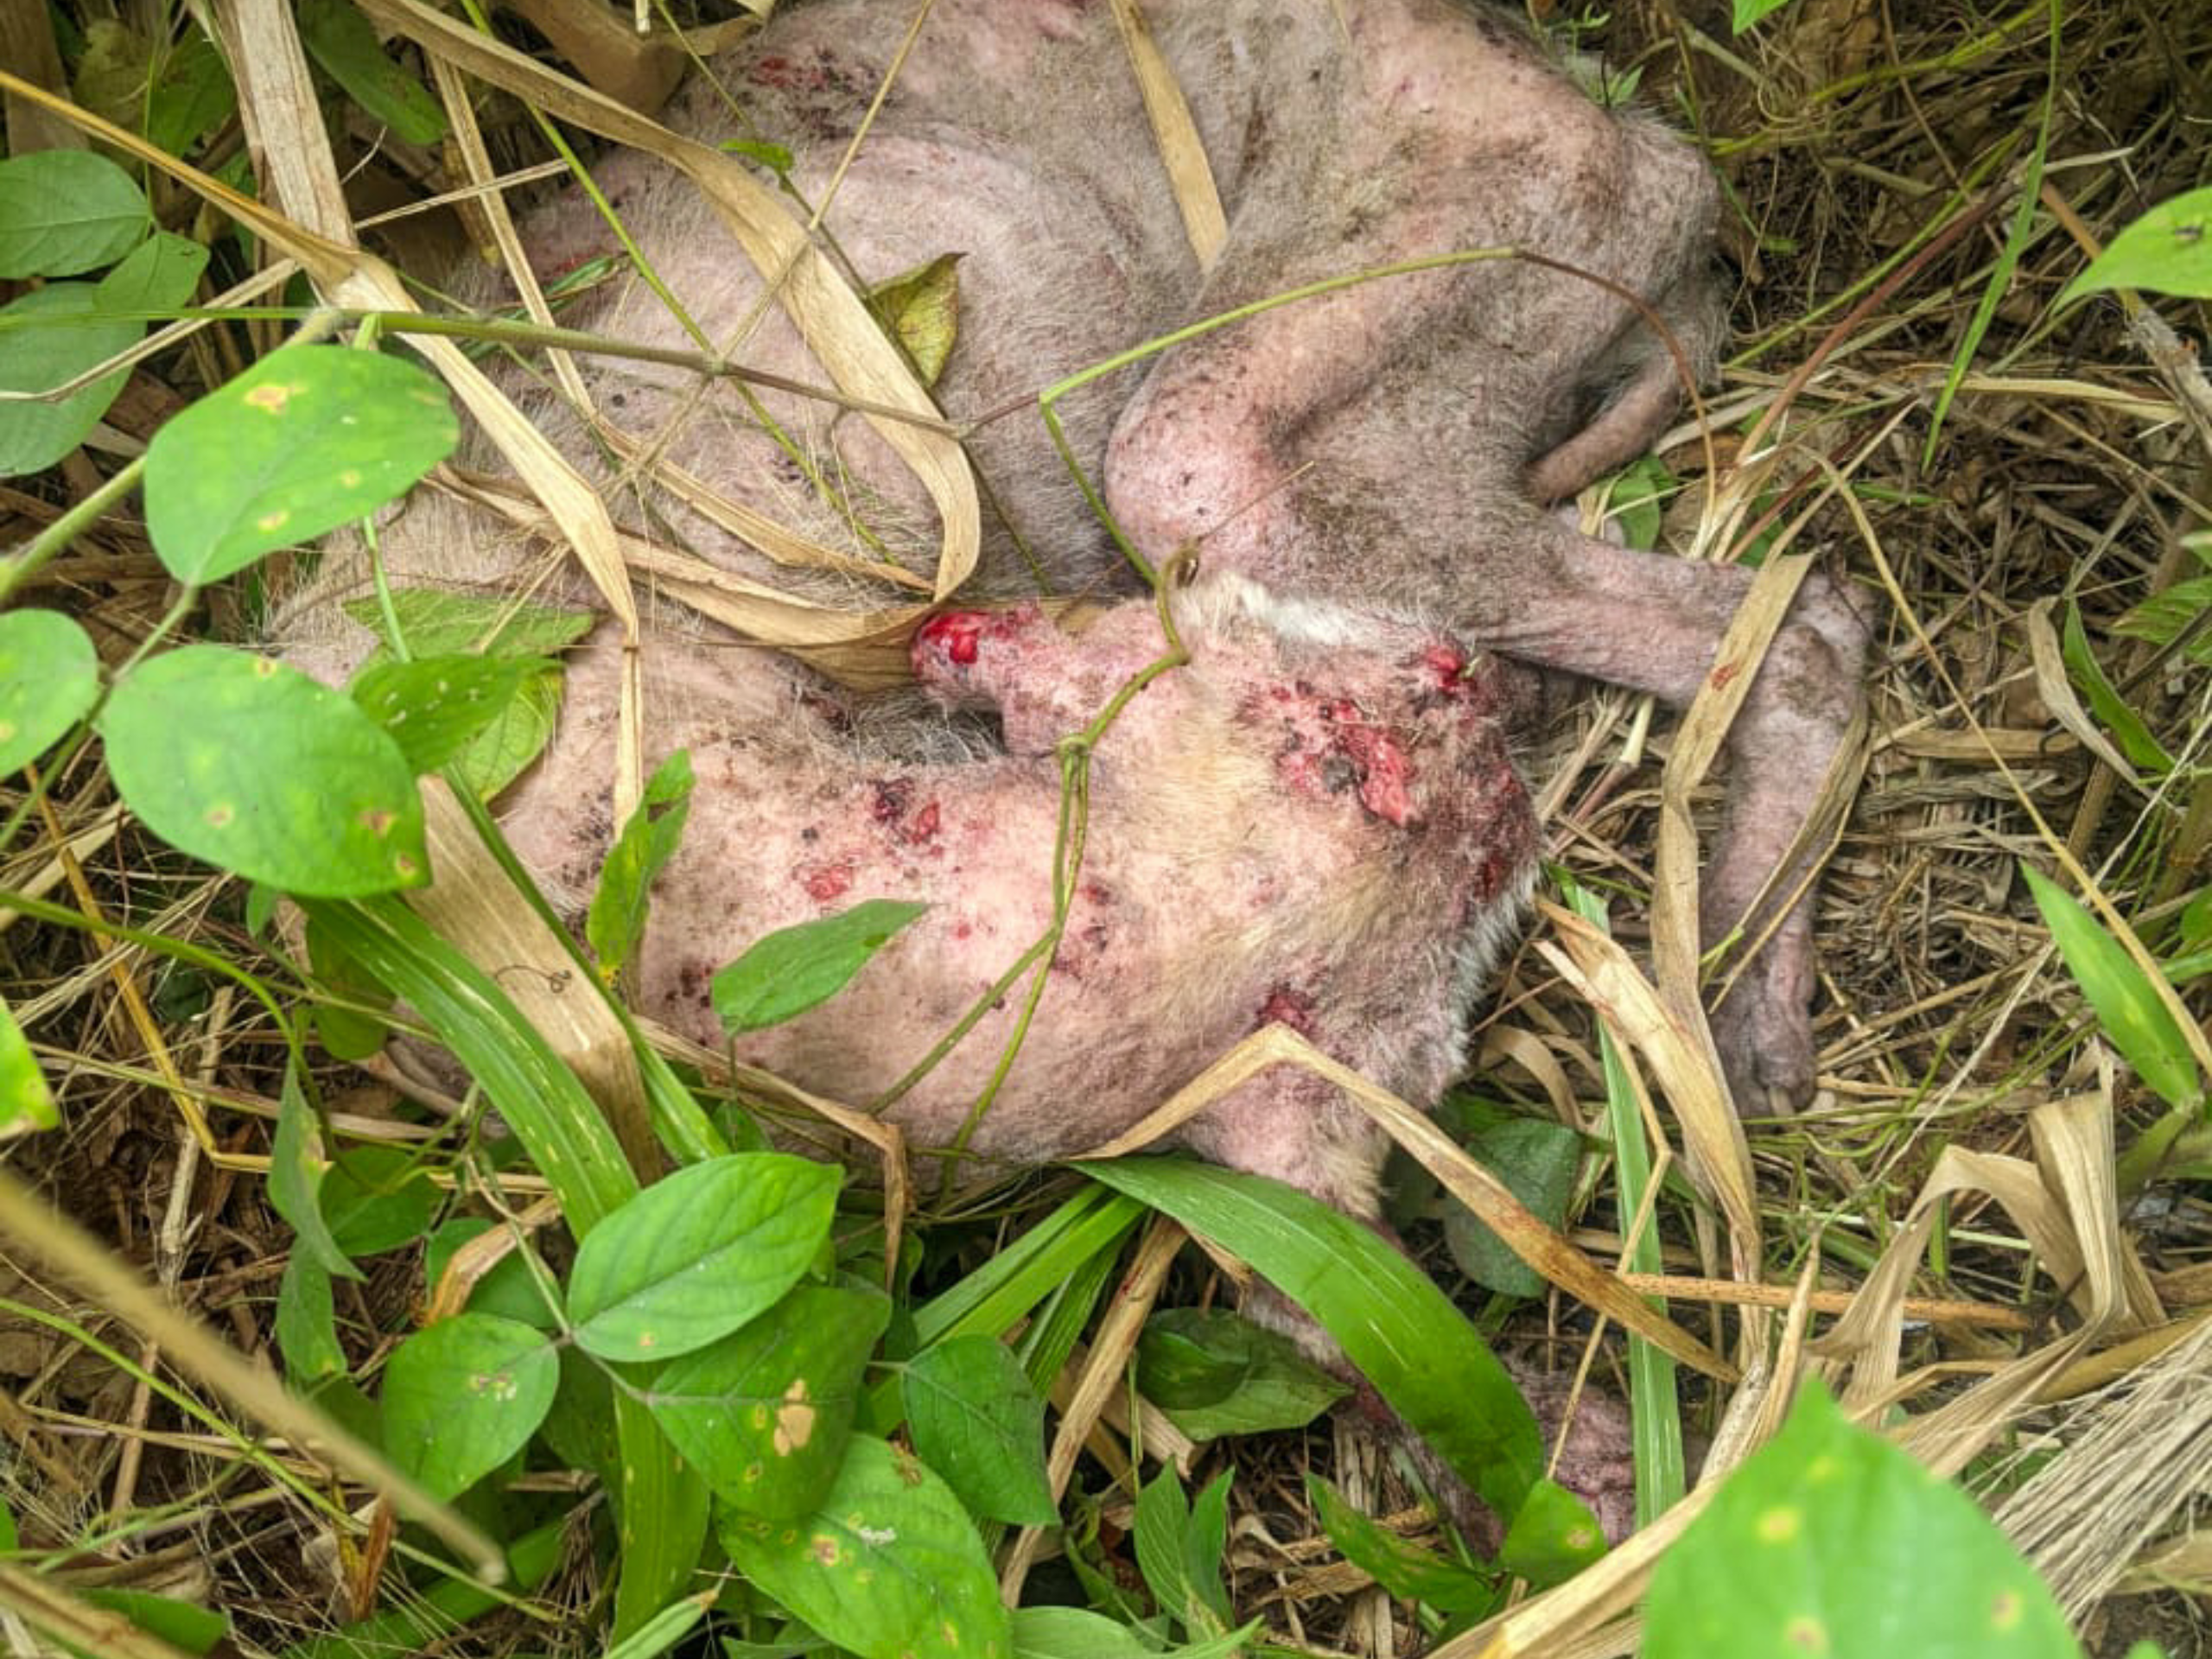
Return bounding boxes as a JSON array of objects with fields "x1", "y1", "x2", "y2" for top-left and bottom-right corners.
[{"x1": 2, "y1": 0, "x2": 2210, "y2": 1655}]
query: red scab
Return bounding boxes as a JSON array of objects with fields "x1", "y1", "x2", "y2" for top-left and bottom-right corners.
[
  {"x1": 903, "y1": 800, "x2": 941, "y2": 845},
  {"x1": 1255, "y1": 984, "x2": 1319, "y2": 1037},
  {"x1": 797, "y1": 861, "x2": 855, "y2": 903},
  {"x1": 914, "y1": 611, "x2": 988, "y2": 668},
  {"x1": 1422, "y1": 642, "x2": 1471, "y2": 696},
  {"x1": 747, "y1": 54, "x2": 826, "y2": 91},
  {"x1": 869, "y1": 778, "x2": 913, "y2": 823},
  {"x1": 953, "y1": 920, "x2": 973, "y2": 942},
  {"x1": 1338, "y1": 724, "x2": 1417, "y2": 826}
]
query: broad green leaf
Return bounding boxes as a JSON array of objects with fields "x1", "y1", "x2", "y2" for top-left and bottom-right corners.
[
  {"x1": 304, "y1": 909, "x2": 393, "y2": 1063},
  {"x1": 96, "y1": 228, "x2": 209, "y2": 315},
  {"x1": 342, "y1": 589, "x2": 597, "y2": 658},
  {"x1": 1497, "y1": 1476, "x2": 1608, "y2": 1586},
  {"x1": 423, "y1": 1218, "x2": 560, "y2": 1331},
  {"x1": 2064, "y1": 185, "x2": 2212, "y2": 304},
  {"x1": 720, "y1": 1436, "x2": 1012, "y2": 1659},
  {"x1": 869, "y1": 254, "x2": 962, "y2": 388},
  {"x1": 0, "y1": 997, "x2": 57, "y2": 1134},
  {"x1": 276, "y1": 1250, "x2": 345, "y2": 1382},
  {"x1": 2061, "y1": 601, "x2": 2171, "y2": 775},
  {"x1": 0, "y1": 283, "x2": 137, "y2": 476},
  {"x1": 713, "y1": 898, "x2": 928, "y2": 1034},
  {"x1": 588, "y1": 749, "x2": 695, "y2": 981},
  {"x1": 902, "y1": 1334, "x2": 1057, "y2": 1527},
  {"x1": 345, "y1": 592, "x2": 589, "y2": 796},
  {"x1": 649, "y1": 1284, "x2": 888, "y2": 1516},
  {"x1": 1442, "y1": 1116, "x2": 1583, "y2": 1298},
  {"x1": 101, "y1": 645, "x2": 429, "y2": 896},
  {"x1": 1306, "y1": 1474, "x2": 1500, "y2": 1614},
  {"x1": 76, "y1": 1587, "x2": 227, "y2": 1656},
  {"x1": 270, "y1": 1060, "x2": 356, "y2": 1278},
  {"x1": 380, "y1": 1313, "x2": 558, "y2": 1503},
  {"x1": 1643, "y1": 1379, "x2": 2079, "y2": 1658},
  {"x1": 0, "y1": 150, "x2": 147, "y2": 277},
  {"x1": 0, "y1": 608, "x2": 98, "y2": 774},
  {"x1": 2112, "y1": 574, "x2": 2212, "y2": 664},
  {"x1": 568, "y1": 1153, "x2": 841, "y2": 1361},
  {"x1": 1081, "y1": 1159, "x2": 1541, "y2": 1521},
  {"x1": 1732, "y1": 0, "x2": 1795, "y2": 30},
  {"x1": 1009, "y1": 1607, "x2": 1257, "y2": 1659},
  {"x1": 143, "y1": 346, "x2": 458, "y2": 584},
  {"x1": 319, "y1": 1143, "x2": 436, "y2": 1256},
  {"x1": 146, "y1": 24, "x2": 238, "y2": 156},
  {"x1": 1134, "y1": 1469, "x2": 1230, "y2": 1636},
  {"x1": 2023, "y1": 865, "x2": 2199, "y2": 1109},
  {"x1": 1136, "y1": 1306, "x2": 1347, "y2": 1440},
  {"x1": 296, "y1": 0, "x2": 450, "y2": 146},
  {"x1": 349, "y1": 652, "x2": 544, "y2": 774}
]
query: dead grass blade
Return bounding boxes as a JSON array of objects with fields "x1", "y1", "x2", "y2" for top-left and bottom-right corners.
[
  {"x1": 358, "y1": 0, "x2": 982, "y2": 638},
  {"x1": 1109, "y1": 0, "x2": 1226, "y2": 270}
]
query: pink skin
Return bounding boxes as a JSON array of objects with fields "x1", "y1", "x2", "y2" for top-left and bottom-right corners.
[
  {"x1": 497, "y1": 590, "x2": 1538, "y2": 1216},
  {"x1": 477, "y1": 0, "x2": 1862, "y2": 1112}
]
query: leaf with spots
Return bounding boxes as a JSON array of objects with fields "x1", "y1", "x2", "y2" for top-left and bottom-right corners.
[
  {"x1": 350, "y1": 653, "x2": 547, "y2": 776},
  {"x1": 719, "y1": 1435, "x2": 1010, "y2": 1659},
  {"x1": 99, "y1": 645, "x2": 429, "y2": 897},
  {"x1": 648, "y1": 1284, "x2": 888, "y2": 1517},
  {"x1": 0, "y1": 608, "x2": 98, "y2": 774},
  {"x1": 901, "y1": 1334, "x2": 1057, "y2": 1527},
  {"x1": 143, "y1": 344, "x2": 458, "y2": 585},
  {"x1": 379, "y1": 1313, "x2": 557, "y2": 1503},
  {"x1": 1643, "y1": 1378, "x2": 2081, "y2": 1658},
  {"x1": 567, "y1": 1154, "x2": 840, "y2": 1363}
]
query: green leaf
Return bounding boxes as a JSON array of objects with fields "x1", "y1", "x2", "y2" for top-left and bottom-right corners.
[
  {"x1": 304, "y1": 909, "x2": 393, "y2": 1063},
  {"x1": 1442, "y1": 1116, "x2": 1583, "y2": 1298},
  {"x1": 76, "y1": 1587, "x2": 228, "y2": 1656},
  {"x1": 100, "y1": 645, "x2": 429, "y2": 896},
  {"x1": 1496, "y1": 1476, "x2": 1608, "y2": 1586},
  {"x1": 1731, "y1": 0, "x2": 1796, "y2": 30},
  {"x1": 319, "y1": 1143, "x2": 436, "y2": 1256},
  {"x1": 277, "y1": 1516, "x2": 564, "y2": 1659},
  {"x1": 1134, "y1": 1469, "x2": 1230, "y2": 1636},
  {"x1": 1643, "y1": 1379, "x2": 2080, "y2": 1658},
  {"x1": 0, "y1": 609, "x2": 97, "y2": 777},
  {"x1": 296, "y1": 0, "x2": 450, "y2": 147},
  {"x1": 380, "y1": 1313, "x2": 558, "y2": 1503},
  {"x1": 1306, "y1": 1473, "x2": 1500, "y2": 1613},
  {"x1": 0, "y1": 996, "x2": 57, "y2": 1134},
  {"x1": 276, "y1": 1250, "x2": 345, "y2": 1382},
  {"x1": 2064, "y1": 185, "x2": 2212, "y2": 304},
  {"x1": 713, "y1": 898, "x2": 928, "y2": 1034},
  {"x1": 143, "y1": 345, "x2": 458, "y2": 584},
  {"x1": 146, "y1": 24, "x2": 238, "y2": 157},
  {"x1": 2111, "y1": 575, "x2": 2212, "y2": 662},
  {"x1": 0, "y1": 149, "x2": 148, "y2": 277},
  {"x1": 2022, "y1": 865, "x2": 2199, "y2": 1109},
  {"x1": 270, "y1": 1061, "x2": 357, "y2": 1278},
  {"x1": 350, "y1": 652, "x2": 545, "y2": 774},
  {"x1": 902, "y1": 1334, "x2": 1058, "y2": 1527},
  {"x1": 649, "y1": 1283, "x2": 888, "y2": 1516},
  {"x1": 1080, "y1": 1159, "x2": 1541, "y2": 1521},
  {"x1": 423, "y1": 1219, "x2": 560, "y2": 1330},
  {"x1": 1135, "y1": 1306, "x2": 1347, "y2": 1440},
  {"x1": 568, "y1": 1153, "x2": 841, "y2": 1362},
  {"x1": 1009, "y1": 1607, "x2": 1257, "y2": 1659},
  {"x1": 2061, "y1": 601, "x2": 2171, "y2": 775},
  {"x1": 588, "y1": 749, "x2": 695, "y2": 981},
  {"x1": 0, "y1": 283, "x2": 137, "y2": 476},
  {"x1": 719, "y1": 1436, "x2": 1012, "y2": 1659},
  {"x1": 96, "y1": 227, "x2": 209, "y2": 315},
  {"x1": 868, "y1": 254, "x2": 963, "y2": 389},
  {"x1": 343, "y1": 589, "x2": 597, "y2": 659}
]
